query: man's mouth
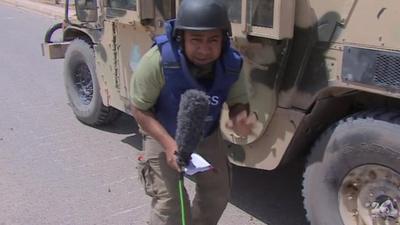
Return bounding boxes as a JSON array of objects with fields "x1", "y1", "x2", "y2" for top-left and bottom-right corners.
[{"x1": 194, "y1": 57, "x2": 212, "y2": 64}]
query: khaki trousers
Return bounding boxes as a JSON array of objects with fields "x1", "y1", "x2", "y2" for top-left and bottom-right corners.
[{"x1": 137, "y1": 131, "x2": 231, "y2": 225}]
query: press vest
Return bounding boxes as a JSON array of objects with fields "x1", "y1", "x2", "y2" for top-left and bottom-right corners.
[{"x1": 154, "y1": 20, "x2": 242, "y2": 138}]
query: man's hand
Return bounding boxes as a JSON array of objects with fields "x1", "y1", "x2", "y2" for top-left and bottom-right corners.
[
  {"x1": 131, "y1": 106, "x2": 182, "y2": 172},
  {"x1": 175, "y1": 151, "x2": 192, "y2": 168},
  {"x1": 165, "y1": 144, "x2": 181, "y2": 172},
  {"x1": 226, "y1": 110, "x2": 257, "y2": 137}
]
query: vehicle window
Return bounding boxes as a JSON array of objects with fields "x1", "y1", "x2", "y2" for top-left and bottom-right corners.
[
  {"x1": 75, "y1": 0, "x2": 97, "y2": 22},
  {"x1": 76, "y1": 0, "x2": 97, "y2": 10},
  {"x1": 247, "y1": 0, "x2": 274, "y2": 28},
  {"x1": 220, "y1": 0, "x2": 241, "y2": 23},
  {"x1": 155, "y1": 0, "x2": 175, "y2": 20},
  {"x1": 108, "y1": 0, "x2": 136, "y2": 10}
]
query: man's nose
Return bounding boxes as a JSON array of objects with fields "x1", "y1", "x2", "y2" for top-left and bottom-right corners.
[{"x1": 197, "y1": 42, "x2": 212, "y2": 54}]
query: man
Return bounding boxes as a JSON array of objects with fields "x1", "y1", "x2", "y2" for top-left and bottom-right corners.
[{"x1": 130, "y1": 0, "x2": 256, "y2": 224}]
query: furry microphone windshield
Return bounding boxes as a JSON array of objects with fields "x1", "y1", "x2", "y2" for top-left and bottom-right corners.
[{"x1": 175, "y1": 89, "x2": 210, "y2": 166}]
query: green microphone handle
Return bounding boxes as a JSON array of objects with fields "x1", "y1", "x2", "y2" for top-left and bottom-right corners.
[{"x1": 178, "y1": 171, "x2": 187, "y2": 225}]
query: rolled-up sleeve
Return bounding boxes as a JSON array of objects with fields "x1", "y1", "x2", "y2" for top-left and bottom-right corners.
[
  {"x1": 129, "y1": 46, "x2": 164, "y2": 111},
  {"x1": 226, "y1": 69, "x2": 249, "y2": 106}
]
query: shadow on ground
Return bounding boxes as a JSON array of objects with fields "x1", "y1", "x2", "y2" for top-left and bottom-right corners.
[
  {"x1": 94, "y1": 113, "x2": 138, "y2": 134},
  {"x1": 100, "y1": 114, "x2": 309, "y2": 224},
  {"x1": 96, "y1": 113, "x2": 143, "y2": 151},
  {"x1": 230, "y1": 160, "x2": 310, "y2": 225}
]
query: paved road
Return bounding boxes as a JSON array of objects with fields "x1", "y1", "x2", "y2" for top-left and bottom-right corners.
[{"x1": 0, "y1": 3, "x2": 309, "y2": 225}]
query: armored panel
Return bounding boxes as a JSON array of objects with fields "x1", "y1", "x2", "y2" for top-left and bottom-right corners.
[
  {"x1": 340, "y1": 0, "x2": 400, "y2": 50},
  {"x1": 342, "y1": 46, "x2": 400, "y2": 91}
]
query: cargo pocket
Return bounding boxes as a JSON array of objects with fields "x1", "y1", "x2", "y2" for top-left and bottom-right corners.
[{"x1": 137, "y1": 159, "x2": 156, "y2": 197}]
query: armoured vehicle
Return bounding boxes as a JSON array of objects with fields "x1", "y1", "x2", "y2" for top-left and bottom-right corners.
[{"x1": 42, "y1": 0, "x2": 400, "y2": 224}]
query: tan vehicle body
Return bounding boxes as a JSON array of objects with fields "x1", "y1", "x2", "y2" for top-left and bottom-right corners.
[{"x1": 43, "y1": 0, "x2": 400, "y2": 224}]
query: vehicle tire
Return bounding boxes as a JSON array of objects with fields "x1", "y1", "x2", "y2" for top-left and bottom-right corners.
[
  {"x1": 303, "y1": 109, "x2": 400, "y2": 225},
  {"x1": 64, "y1": 39, "x2": 120, "y2": 125}
]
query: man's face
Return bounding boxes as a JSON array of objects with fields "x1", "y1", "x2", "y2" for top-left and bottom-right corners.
[{"x1": 183, "y1": 29, "x2": 223, "y2": 66}]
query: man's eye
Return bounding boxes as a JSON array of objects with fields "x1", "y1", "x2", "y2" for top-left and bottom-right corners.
[
  {"x1": 208, "y1": 39, "x2": 220, "y2": 44},
  {"x1": 191, "y1": 39, "x2": 201, "y2": 43}
]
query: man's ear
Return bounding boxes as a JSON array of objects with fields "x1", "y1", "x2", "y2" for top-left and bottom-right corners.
[
  {"x1": 222, "y1": 34, "x2": 230, "y2": 51},
  {"x1": 175, "y1": 30, "x2": 183, "y2": 43}
]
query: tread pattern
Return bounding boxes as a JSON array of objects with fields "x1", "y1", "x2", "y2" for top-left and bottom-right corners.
[
  {"x1": 94, "y1": 105, "x2": 121, "y2": 126},
  {"x1": 80, "y1": 38, "x2": 121, "y2": 126}
]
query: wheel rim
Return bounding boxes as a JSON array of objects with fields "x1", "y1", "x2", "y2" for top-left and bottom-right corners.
[
  {"x1": 339, "y1": 165, "x2": 400, "y2": 225},
  {"x1": 72, "y1": 62, "x2": 93, "y2": 105}
]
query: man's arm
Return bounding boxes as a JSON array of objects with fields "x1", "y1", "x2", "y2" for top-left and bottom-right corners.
[
  {"x1": 228, "y1": 103, "x2": 249, "y2": 119},
  {"x1": 226, "y1": 103, "x2": 257, "y2": 137},
  {"x1": 129, "y1": 46, "x2": 180, "y2": 171},
  {"x1": 131, "y1": 106, "x2": 180, "y2": 171},
  {"x1": 225, "y1": 68, "x2": 257, "y2": 137}
]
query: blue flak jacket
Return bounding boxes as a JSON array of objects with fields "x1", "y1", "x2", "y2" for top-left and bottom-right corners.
[{"x1": 153, "y1": 20, "x2": 243, "y2": 138}]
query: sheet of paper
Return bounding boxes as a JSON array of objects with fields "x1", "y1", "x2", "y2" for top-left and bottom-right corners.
[{"x1": 184, "y1": 153, "x2": 213, "y2": 176}]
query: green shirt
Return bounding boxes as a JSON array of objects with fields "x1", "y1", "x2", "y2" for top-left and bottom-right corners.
[{"x1": 130, "y1": 46, "x2": 248, "y2": 111}]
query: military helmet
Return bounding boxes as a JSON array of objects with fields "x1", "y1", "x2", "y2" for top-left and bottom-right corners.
[{"x1": 174, "y1": 0, "x2": 232, "y2": 36}]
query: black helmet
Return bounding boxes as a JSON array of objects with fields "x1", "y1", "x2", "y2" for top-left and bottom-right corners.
[{"x1": 174, "y1": 0, "x2": 232, "y2": 36}]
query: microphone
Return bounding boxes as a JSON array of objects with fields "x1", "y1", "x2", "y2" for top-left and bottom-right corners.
[{"x1": 175, "y1": 89, "x2": 209, "y2": 167}]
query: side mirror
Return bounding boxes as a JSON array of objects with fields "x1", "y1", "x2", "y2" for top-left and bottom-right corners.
[
  {"x1": 138, "y1": 0, "x2": 155, "y2": 21},
  {"x1": 75, "y1": 0, "x2": 98, "y2": 22}
]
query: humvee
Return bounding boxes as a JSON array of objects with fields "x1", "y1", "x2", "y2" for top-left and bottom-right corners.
[{"x1": 42, "y1": 0, "x2": 400, "y2": 224}]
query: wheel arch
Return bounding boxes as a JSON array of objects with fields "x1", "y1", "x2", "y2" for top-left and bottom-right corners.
[
  {"x1": 63, "y1": 27, "x2": 96, "y2": 45},
  {"x1": 280, "y1": 86, "x2": 400, "y2": 166}
]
